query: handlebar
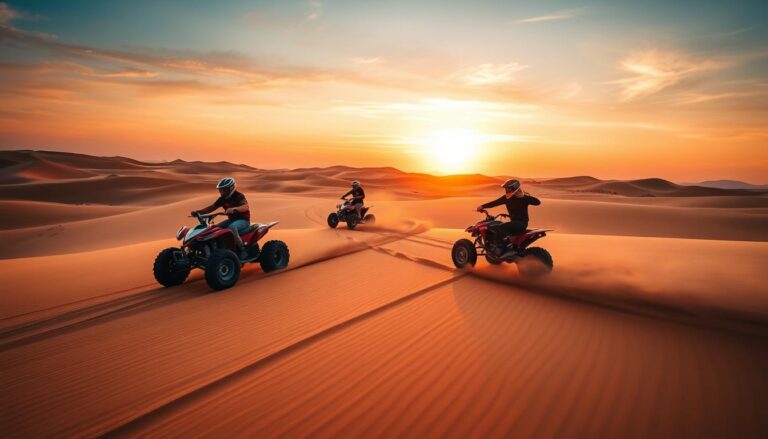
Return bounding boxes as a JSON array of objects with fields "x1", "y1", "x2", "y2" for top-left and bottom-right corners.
[
  {"x1": 189, "y1": 211, "x2": 226, "y2": 225},
  {"x1": 475, "y1": 209, "x2": 509, "y2": 221}
]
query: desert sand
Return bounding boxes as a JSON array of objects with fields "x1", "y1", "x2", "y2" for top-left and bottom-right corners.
[{"x1": 1, "y1": 150, "x2": 767, "y2": 437}]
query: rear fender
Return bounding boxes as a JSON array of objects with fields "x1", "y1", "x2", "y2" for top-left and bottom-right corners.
[
  {"x1": 513, "y1": 231, "x2": 548, "y2": 249},
  {"x1": 252, "y1": 221, "x2": 279, "y2": 242}
]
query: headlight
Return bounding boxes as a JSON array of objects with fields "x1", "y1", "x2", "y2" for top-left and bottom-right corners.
[{"x1": 176, "y1": 226, "x2": 190, "y2": 240}]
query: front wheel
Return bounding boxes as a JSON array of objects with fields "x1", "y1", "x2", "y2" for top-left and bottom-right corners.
[
  {"x1": 517, "y1": 247, "x2": 553, "y2": 277},
  {"x1": 452, "y1": 239, "x2": 477, "y2": 268},
  {"x1": 260, "y1": 240, "x2": 290, "y2": 272},
  {"x1": 346, "y1": 215, "x2": 358, "y2": 230},
  {"x1": 205, "y1": 249, "x2": 241, "y2": 290},
  {"x1": 153, "y1": 247, "x2": 191, "y2": 287},
  {"x1": 327, "y1": 213, "x2": 339, "y2": 228}
]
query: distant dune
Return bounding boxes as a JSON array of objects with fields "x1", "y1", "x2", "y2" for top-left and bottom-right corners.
[
  {"x1": 536, "y1": 175, "x2": 601, "y2": 186},
  {"x1": 533, "y1": 174, "x2": 764, "y2": 197},
  {"x1": 689, "y1": 179, "x2": 768, "y2": 190}
]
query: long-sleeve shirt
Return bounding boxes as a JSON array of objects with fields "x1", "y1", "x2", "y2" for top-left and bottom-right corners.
[
  {"x1": 214, "y1": 190, "x2": 250, "y2": 221},
  {"x1": 481, "y1": 194, "x2": 540, "y2": 223},
  {"x1": 342, "y1": 187, "x2": 365, "y2": 203}
]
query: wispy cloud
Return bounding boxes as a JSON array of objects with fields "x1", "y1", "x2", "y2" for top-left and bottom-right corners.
[
  {"x1": 333, "y1": 97, "x2": 536, "y2": 121},
  {"x1": 306, "y1": 0, "x2": 322, "y2": 22},
  {"x1": 353, "y1": 57, "x2": 385, "y2": 65},
  {"x1": 0, "y1": 24, "x2": 330, "y2": 85},
  {"x1": 614, "y1": 49, "x2": 723, "y2": 100},
  {"x1": 516, "y1": 9, "x2": 578, "y2": 24},
  {"x1": 0, "y1": 61, "x2": 158, "y2": 78},
  {"x1": 450, "y1": 62, "x2": 528, "y2": 86},
  {"x1": 0, "y1": 2, "x2": 19, "y2": 24}
]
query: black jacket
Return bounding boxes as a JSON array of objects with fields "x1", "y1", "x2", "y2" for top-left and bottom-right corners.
[
  {"x1": 481, "y1": 194, "x2": 540, "y2": 223},
  {"x1": 342, "y1": 187, "x2": 365, "y2": 203}
]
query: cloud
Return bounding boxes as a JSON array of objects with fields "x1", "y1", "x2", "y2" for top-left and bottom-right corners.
[
  {"x1": 0, "y1": 2, "x2": 18, "y2": 24},
  {"x1": 306, "y1": 0, "x2": 322, "y2": 22},
  {"x1": 450, "y1": 62, "x2": 528, "y2": 86},
  {"x1": 614, "y1": 49, "x2": 723, "y2": 100},
  {"x1": 0, "y1": 61, "x2": 158, "y2": 78},
  {"x1": 353, "y1": 57, "x2": 385, "y2": 65},
  {"x1": 0, "y1": 23, "x2": 326, "y2": 84},
  {"x1": 333, "y1": 97, "x2": 536, "y2": 121},
  {"x1": 516, "y1": 9, "x2": 578, "y2": 24}
]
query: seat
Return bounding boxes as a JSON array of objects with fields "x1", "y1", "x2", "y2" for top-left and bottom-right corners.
[{"x1": 240, "y1": 223, "x2": 261, "y2": 235}]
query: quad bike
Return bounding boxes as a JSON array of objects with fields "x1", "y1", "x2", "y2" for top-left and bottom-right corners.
[
  {"x1": 153, "y1": 212, "x2": 290, "y2": 291},
  {"x1": 452, "y1": 209, "x2": 553, "y2": 276},
  {"x1": 327, "y1": 198, "x2": 376, "y2": 230}
]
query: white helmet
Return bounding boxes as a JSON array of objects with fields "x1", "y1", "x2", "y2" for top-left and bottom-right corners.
[
  {"x1": 216, "y1": 177, "x2": 236, "y2": 197},
  {"x1": 217, "y1": 177, "x2": 236, "y2": 189}
]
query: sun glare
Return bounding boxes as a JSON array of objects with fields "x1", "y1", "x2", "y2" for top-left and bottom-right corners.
[{"x1": 422, "y1": 128, "x2": 480, "y2": 173}]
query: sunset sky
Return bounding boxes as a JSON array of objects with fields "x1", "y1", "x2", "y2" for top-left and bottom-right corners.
[{"x1": 1, "y1": 0, "x2": 766, "y2": 181}]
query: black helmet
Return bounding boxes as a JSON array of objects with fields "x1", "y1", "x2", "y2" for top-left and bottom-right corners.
[
  {"x1": 352, "y1": 180, "x2": 361, "y2": 187},
  {"x1": 216, "y1": 177, "x2": 236, "y2": 190},
  {"x1": 501, "y1": 178, "x2": 520, "y2": 192}
]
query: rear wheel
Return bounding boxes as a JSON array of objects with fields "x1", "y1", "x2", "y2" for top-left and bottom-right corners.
[
  {"x1": 364, "y1": 214, "x2": 376, "y2": 225},
  {"x1": 452, "y1": 239, "x2": 477, "y2": 268},
  {"x1": 260, "y1": 240, "x2": 290, "y2": 272},
  {"x1": 205, "y1": 249, "x2": 241, "y2": 290},
  {"x1": 327, "y1": 213, "x2": 339, "y2": 228},
  {"x1": 346, "y1": 215, "x2": 358, "y2": 230},
  {"x1": 153, "y1": 247, "x2": 191, "y2": 287},
  {"x1": 518, "y1": 247, "x2": 553, "y2": 277}
]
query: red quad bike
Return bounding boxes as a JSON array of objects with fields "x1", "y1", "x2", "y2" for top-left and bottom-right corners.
[
  {"x1": 452, "y1": 209, "x2": 554, "y2": 276},
  {"x1": 327, "y1": 197, "x2": 376, "y2": 230},
  {"x1": 153, "y1": 212, "x2": 290, "y2": 291}
]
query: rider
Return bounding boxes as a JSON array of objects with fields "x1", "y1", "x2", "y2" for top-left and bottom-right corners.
[
  {"x1": 190, "y1": 177, "x2": 251, "y2": 260},
  {"x1": 477, "y1": 179, "x2": 540, "y2": 254},
  {"x1": 341, "y1": 180, "x2": 366, "y2": 221}
]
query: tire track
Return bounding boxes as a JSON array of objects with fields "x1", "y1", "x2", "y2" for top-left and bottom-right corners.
[
  {"x1": 0, "y1": 285, "x2": 174, "y2": 340},
  {"x1": 0, "y1": 215, "x2": 436, "y2": 349},
  {"x1": 0, "y1": 282, "x2": 157, "y2": 326},
  {"x1": 0, "y1": 288, "x2": 200, "y2": 351},
  {"x1": 104, "y1": 271, "x2": 468, "y2": 437}
]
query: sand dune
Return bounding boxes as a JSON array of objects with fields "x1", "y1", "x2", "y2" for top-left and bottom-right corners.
[
  {"x1": 1, "y1": 150, "x2": 151, "y2": 171},
  {"x1": 0, "y1": 200, "x2": 136, "y2": 230},
  {"x1": 119, "y1": 275, "x2": 768, "y2": 438},
  {"x1": 1, "y1": 150, "x2": 767, "y2": 437},
  {"x1": 1, "y1": 225, "x2": 766, "y2": 437},
  {"x1": 535, "y1": 175, "x2": 765, "y2": 198},
  {"x1": 0, "y1": 159, "x2": 96, "y2": 184},
  {"x1": 538, "y1": 175, "x2": 601, "y2": 185}
]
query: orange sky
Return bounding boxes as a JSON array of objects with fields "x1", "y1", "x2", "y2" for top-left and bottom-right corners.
[{"x1": 0, "y1": 1, "x2": 766, "y2": 182}]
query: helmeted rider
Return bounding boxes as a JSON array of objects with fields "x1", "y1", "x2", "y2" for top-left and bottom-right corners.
[
  {"x1": 341, "y1": 180, "x2": 366, "y2": 221},
  {"x1": 477, "y1": 178, "x2": 540, "y2": 256},
  {"x1": 190, "y1": 177, "x2": 251, "y2": 260}
]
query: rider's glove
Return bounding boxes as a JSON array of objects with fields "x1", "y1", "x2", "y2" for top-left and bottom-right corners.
[{"x1": 190, "y1": 210, "x2": 198, "y2": 217}]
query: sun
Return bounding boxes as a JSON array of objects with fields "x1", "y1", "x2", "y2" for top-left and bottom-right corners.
[{"x1": 421, "y1": 127, "x2": 481, "y2": 172}]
